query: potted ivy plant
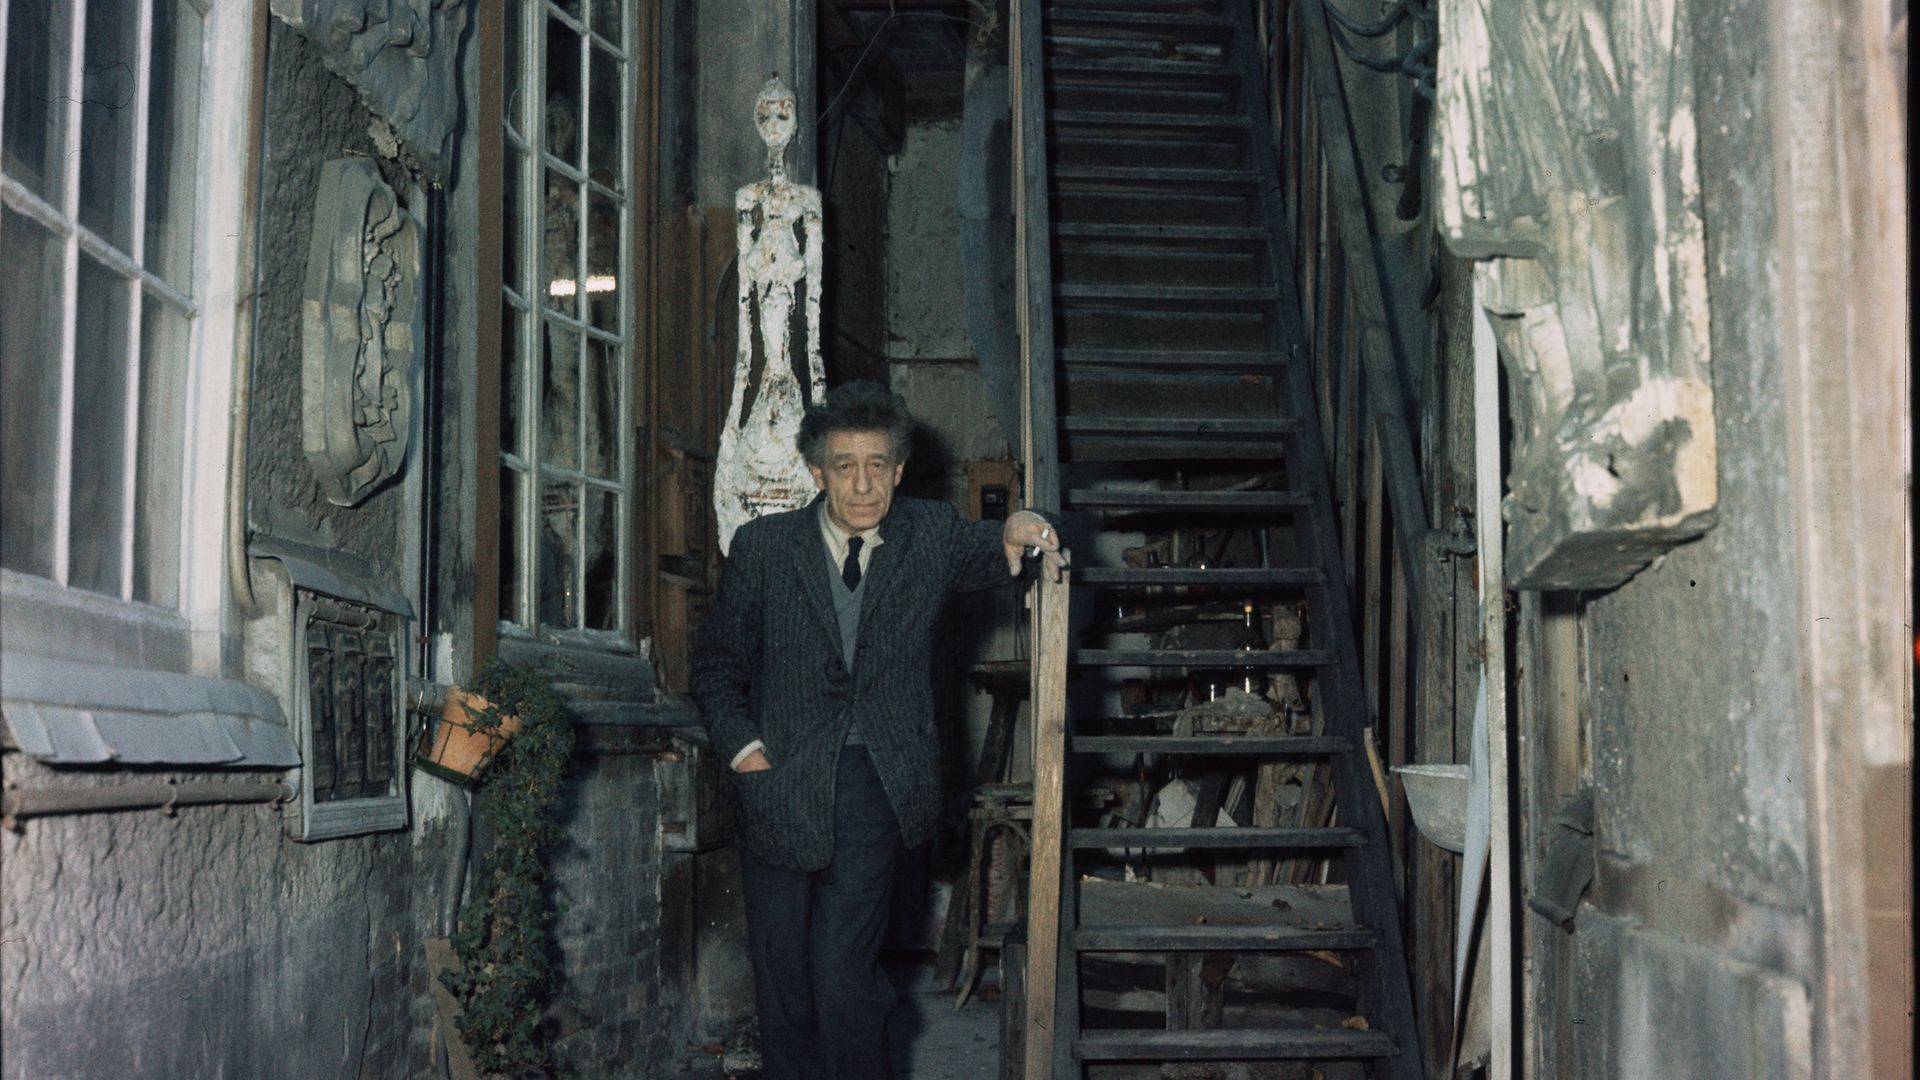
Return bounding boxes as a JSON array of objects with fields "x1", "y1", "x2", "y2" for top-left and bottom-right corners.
[{"x1": 438, "y1": 657, "x2": 575, "y2": 1077}]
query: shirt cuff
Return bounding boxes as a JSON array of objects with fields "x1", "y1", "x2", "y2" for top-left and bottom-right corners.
[{"x1": 730, "y1": 740, "x2": 766, "y2": 771}]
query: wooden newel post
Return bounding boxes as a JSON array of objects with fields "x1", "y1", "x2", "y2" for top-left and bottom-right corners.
[{"x1": 1023, "y1": 570, "x2": 1071, "y2": 1079}]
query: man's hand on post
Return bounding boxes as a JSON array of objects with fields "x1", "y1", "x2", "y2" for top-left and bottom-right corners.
[
  {"x1": 735, "y1": 749, "x2": 773, "y2": 773},
  {"x1": 1002, "y1": 510, "x2": 1069, "y2": 581}
]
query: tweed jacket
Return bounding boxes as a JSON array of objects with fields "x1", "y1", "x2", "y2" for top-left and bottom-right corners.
[{"x1": 691, "y1": 496, "x2": 1016, "y2": 871}]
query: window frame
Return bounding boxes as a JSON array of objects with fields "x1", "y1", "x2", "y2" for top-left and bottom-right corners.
[
  {"x1": 0, "y1": 0, "x2": 246, "y2": 673},
  {"x1": 494, "y1": 0, "x2": 638, "y2": 651}
]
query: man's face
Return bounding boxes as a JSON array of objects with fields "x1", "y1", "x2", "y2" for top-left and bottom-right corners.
[{"x1": 809, "y1": 430, "x2": 904, "y2": 534}]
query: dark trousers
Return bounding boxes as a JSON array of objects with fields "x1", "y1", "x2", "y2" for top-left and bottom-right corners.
[{"x1": 740, "y1": 746, "x2": 902, "y2": 1080}]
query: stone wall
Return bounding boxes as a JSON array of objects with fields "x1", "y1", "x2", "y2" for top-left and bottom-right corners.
[
  {"x1": 0, "y1": 755, "x2": 464, "y2": 1077},
  {"x1": 546, "y1": 749, "x2": 670, "y2": 1072}
]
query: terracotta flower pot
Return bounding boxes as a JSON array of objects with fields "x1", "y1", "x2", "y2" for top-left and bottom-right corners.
[{"x1": 413, "y1": 687, "x2": 522, "y2": 784}]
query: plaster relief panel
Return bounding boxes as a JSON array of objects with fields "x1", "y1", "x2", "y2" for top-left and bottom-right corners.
[
  {"x1": 1433, "y1": 0, "x2": 1718, "y2": 590},
  {"x1": 270, "y1": 0, "x2": 467, "y2": 176},
  {"x1": 302, "y1": 158, "x2": 423, "y2": 507},
  {"x1": 715, "y1": 76, "x2": 827, "y2": 554}
]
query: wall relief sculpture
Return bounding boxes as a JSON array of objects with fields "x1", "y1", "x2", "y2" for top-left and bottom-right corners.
[
  {"x1": 302, "y1": 158, "x2": 423, "y2": 507},
  {"x1": 270, "y1": 0, "x2": 467, "y2": 177},
  {"x1": 714, "y1": 75, "x2": 827, "y2": 554},
  {"x1": 1432, "y1": 0, "x2": 1718, "y2": 590}
]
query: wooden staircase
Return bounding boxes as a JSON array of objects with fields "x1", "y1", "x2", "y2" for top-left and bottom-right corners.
[{"x1": 1013, "y1": 1, "x2": 1426, "y2": 1077}]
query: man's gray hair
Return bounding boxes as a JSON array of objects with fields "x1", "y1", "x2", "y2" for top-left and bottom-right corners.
[{"x1": 797, "y1": 381, "x2": 916, "y2": 467}]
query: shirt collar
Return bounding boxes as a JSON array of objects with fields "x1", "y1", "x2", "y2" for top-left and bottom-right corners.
[{"x1": 817, "y1": 499, "x2": 884, "y2": 564}]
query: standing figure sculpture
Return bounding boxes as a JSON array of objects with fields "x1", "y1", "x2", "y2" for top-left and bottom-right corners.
[{"x1": 715, "y1": 75, "x2": 827, "y2": 554}]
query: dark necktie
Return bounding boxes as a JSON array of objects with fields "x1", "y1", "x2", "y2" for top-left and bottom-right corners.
[{"x1": 842, "y1": 536, "x2": 863, "y2": 591}]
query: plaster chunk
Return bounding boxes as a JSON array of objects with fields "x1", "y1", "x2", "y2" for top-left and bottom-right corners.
[{"x1": 1435, "y1": 0, "x2": 1719, "y2": 590}]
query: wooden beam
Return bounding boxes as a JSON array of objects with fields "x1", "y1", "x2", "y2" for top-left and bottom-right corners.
[
  {"x1": 1023, "y1": 570, "x2": 1071, "y2": 1080},
  {"x1": 471, "y1": 0, "x2": 505, "y2": 666}
]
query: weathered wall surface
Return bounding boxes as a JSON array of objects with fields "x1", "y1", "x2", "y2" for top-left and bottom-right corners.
[
  {"x1": 886, "y1": 118, "x2": 971, "y2": 363},
  {"x1": 249, "y1": 21, "x2": 406, "y2": 569},
  {"x1": 1547, "y1": 0, "x2": 1821, "y2": 1071},
  {"x1": 0, "y1": 755, "x2": 464, "y2": 1078},
  {"x1": 687, "y1": 0, "x2": 816, "y2": 207}
]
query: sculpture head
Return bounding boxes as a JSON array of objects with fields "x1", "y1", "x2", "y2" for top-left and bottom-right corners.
[{"x1": 754, "y1": 75, "x2": 797, "y2": 171}]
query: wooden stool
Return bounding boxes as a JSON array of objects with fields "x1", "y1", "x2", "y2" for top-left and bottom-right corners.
[{"x1": 953, "y1": 784, "x2": 1033, "y2": 1009}]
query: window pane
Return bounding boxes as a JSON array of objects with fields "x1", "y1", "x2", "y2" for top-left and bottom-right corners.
[
  {"x1": 500, "y1": 465, "x2": 524, "y2": 623},
  {"x1": 549, "y1": 0, "x2": 583, "y2": 26},
  {"x1": 3, "y1": 0, "x2": 72, "y2": 201},
  {"x1": 78, "y1": 0, "x2": 140, "y2": 250},
  {"x1": 133, "y1": 297, "x2": 188, "y2": 606},
  {"x1": 69, "y1": 255, "x2": 132, "y2": 595},
  {"x1": 144, "y1": 0, "x2": 204, "y2": 289},
  {"x1": 544, "y1": 15, "x2": 582, "y2": 170},
  {"x1": 585, "y1": 189, "x2": 620, "y2": 332},
  {"x1": 541, "y1": 319, "x2": 580, "y2": 469},
  {"x1": 538, "y1": 479, "x2": 578, "y2": 627},
  {"x1": 590, "y1": 0, "x2": 623, "y2": 46},
  {"x1": 583, "y1": 337, "x2": 618, "y2": 479},
  {"x1": 501, "y1": 302, "x2": 525, "y2": 455},
  {"x1": 540, "y1": 170, "x2": 578, "y2": 314},
  {"x1": 503, "y1": 144, "x2": 524, "y2": 294},
  {"x1": 587, "y1": 46, "x2": 621, "y2": 188},
  {"x1": 584, "y1": 486, "x2": 616, "y2": 630},
  {"x1": 0, "y1": 207, "x2": 66, "y2": 577},
  {"x1": 503, "y1": 0, "x2": 524, "y2": 135}
]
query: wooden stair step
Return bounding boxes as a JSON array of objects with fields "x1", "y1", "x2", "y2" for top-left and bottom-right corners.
[
  {"x1": 1073, "y1": 923, "x2": 1379, "y2": 951},
  {"x1": 1054, "y1": 222, "x2": 1266, "y2": 242},
  {"x1": 1063, "y1": 488, "x2": 1310, "y2": 510},
  {"x1": 1057, "y1": 284, "x2": 1280, "y2": 305},
  {"x1": 1046, "y1": 37, "x2": 1228, "y2": 63},
  {"x1": 1075, "y1": 1028, "x2": 1398, "y2": 1062},
  {"x1": 1050, "y1": 109, "x2": 1250, "y2": 132},
  {"x1": 1072, "y1": 648, "x2": 1337, "y2": 667},
  {"x1": 1058, "y1": 347, "x2": 1286, "y2": 370},
  {"x1": 1048, "y1": 56, "x2": 1239, "y2": 78},
  {"x1": 1072, "y1": 567, "x2": 1323, "y2": 586},
  {"x1": 1052, "y1": 164, "x2": 1257, "y2": 185},
  {"x1": 1069, "y1": 826, "x2": 1364, "y2": 850},
  {"x1": 1059, "y1": 416, "x2": 1300, "y2": 436},
  {"x1": 1044, "y1": 9, "x2": 1235, "y2": 31},
  {"x1": 1071, "y1": 734, "x2": 1350, "y2": 755}
]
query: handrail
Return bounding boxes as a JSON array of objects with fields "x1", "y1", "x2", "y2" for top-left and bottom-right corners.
[
  {"x1": 1292, "y1": 0, "x2": 1434, "y2": 594},
  {"x1": 1022, "y1": 569, "x2": 1071, "y2": 1079},
  {"x1": 1011, "y1": 0, "x2": 1060, "y2": 514}
]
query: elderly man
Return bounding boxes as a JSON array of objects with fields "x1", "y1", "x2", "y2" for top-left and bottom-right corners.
[{"x1": 692, "y1": 381, "x2": 1065, "y2": 1080}]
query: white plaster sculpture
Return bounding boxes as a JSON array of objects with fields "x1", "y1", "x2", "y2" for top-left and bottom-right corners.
[{"x1": 714, "y1": 76, "x2": 827, "y2": 555}]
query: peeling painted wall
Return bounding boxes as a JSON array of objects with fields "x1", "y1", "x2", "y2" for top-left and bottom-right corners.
[{"x1": 885, "y1": 118, "x2": 972, "y2": 362}]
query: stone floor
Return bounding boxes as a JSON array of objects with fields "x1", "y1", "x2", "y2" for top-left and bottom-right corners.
[
  {"x1": 677, "y1": 956, "x2": 1005, "y2": 1079},
  {"x1": 888, "y1": 959, "x2": 1005, "y2": 1079}
]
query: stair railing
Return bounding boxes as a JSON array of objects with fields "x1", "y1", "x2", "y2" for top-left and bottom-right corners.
[
  {"x1": 1256, "y1": 0, "x2": 1454, "y2": 1073},
  {"x1": 1011, "y1": 2, "x2": 1066, "y2": 1072},
  {"x1": 1011, "y1": 0, "x2": 1060, "y2": 516},
  {"x1": 1021, "y1": 568, "x2": 1071, "y2": 1078}
]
